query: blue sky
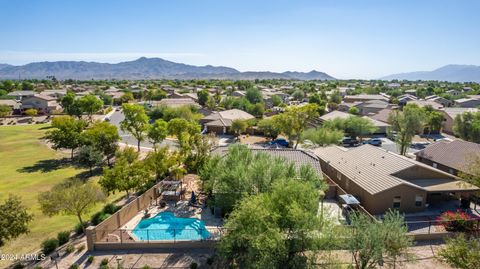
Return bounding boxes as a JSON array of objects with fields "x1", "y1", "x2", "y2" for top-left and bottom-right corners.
[{"x1": 0, "y1": 0, "x2": 479, "y2": 79}]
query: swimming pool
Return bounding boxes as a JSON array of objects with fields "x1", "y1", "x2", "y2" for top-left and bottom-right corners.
[{"x1": 132, "y1": 212, "x2": 211, "y2": 241}]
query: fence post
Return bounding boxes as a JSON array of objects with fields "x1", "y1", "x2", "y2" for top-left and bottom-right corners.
[
  {"x1": 85, "y1": 226, "x2": 96, "y2": 251},
  {"x1": 428, "y1": 220, "x2": 431, "y2": 234},
  {"x1": 120, "y1": 229, "x2": 123, "y2": 244}
]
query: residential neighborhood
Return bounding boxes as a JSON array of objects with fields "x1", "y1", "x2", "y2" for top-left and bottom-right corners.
[{"x1": 1, "y1": 1, "x2": 480, "y2": 269}]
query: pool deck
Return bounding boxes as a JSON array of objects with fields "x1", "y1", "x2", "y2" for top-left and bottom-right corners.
[{"x1": 121, "y1": 200, "x2": 223, "y2": 242}]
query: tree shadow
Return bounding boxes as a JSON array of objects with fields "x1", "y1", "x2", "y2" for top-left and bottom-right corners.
[
  {"x1": 17, "y1": 157, "x2": 75, "y2": 173},
  {"x1": 75, "y1": 167, "x2": 104, "y2": 181}
]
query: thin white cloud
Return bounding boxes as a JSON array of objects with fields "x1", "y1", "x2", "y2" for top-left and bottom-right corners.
[{"x1": 0, "y1": 51, "x2": 207, "y2": 65}]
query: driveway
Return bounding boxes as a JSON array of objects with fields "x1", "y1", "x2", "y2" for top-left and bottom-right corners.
[{"x1": 108, "y1": 109, "x2": 177, "y2": 150}]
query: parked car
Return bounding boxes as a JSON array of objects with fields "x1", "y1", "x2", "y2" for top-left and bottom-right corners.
[
  {"x1": 269, "y1": 138, "x2": 289, "y2": 147},
  {"x1": 410, "y1": 142, "x2": 430, "y2": 149},
  {"x1": 363, "y1": 138, "x2": 382, "y2": 146},
  {"x1": 342, "y1": 138, "x2": 359, "y2": 147},
  {"x1": 104, "y1": 117, "x2": 110, "y2": 122}
]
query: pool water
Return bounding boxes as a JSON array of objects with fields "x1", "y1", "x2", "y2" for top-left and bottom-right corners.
[{"x1": 132, "y1": 212, "x2": 210, "y2": 241}]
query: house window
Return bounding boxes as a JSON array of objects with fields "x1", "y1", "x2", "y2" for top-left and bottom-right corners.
[
  {"x1": 415, "y1": 195, "x2": 423, "y2": 207},
  {"x1": 393, "y1": 196, "x2": 401, "y2": 209},
  {"x1": 449, "y1": 169, "x2": 455, "y2": 175},
  {"x1": 337, "y1": 172, "x2": 342, "y2": 181},
  {"x1": 432, "y1": 163, "x2": 438, "y2": 168},
  {"x1": 345, "y1": 178, "x2": 350, "y2": 189}
]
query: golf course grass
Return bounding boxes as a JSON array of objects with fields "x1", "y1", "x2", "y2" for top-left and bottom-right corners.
[{"x1": 0, "y1": 124, "x2": 122, "y2": 267}]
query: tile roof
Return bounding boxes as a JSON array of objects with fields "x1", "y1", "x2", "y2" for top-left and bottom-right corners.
[
  {"x1": 369, "y1": 108, "x2": 393, "y2": 123},
  {"x1": 202, "y1": 109, "x2": 254, "y2": 122},
  {"x1": 212, "y1": 145, "x2": 323, "y2": 176},
  {"x1": 415, "y1": 140, "x2": 480, "y2": 173}
]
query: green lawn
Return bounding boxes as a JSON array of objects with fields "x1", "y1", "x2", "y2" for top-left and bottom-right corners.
[{"x1": 0, "y1": 124, "x2": 122, "y2": 267}]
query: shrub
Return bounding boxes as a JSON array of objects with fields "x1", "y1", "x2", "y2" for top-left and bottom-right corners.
[
  {"x1": 437, "y1": 210, "x2": 478, "y2": 232},
  {"x1": 91, "y1": 212, "x2": 111, "y2": 225},
  {"x1": 101, "y1": 258, "x2": 109, "y2": 265},
  {"x1": 103, "y1": 203, "x2": 120, "y2": 214},
  {"x1": 41, "y1": 238, "x2": 59, "y2": 254},
  {"x1": 189, "y1": 262, "x2": 198, "y2": 269},
  {"x1": 87, "y1": 255, "x2": 94, "y2": 264},
  {"x1": 69, "y1": 264, "x2": 79, "y2": 269},
  {"x1": 74, "y1": 222, "x2": 85, "y2": 235},
  {"x1": 66, "y1": 245, "x2": 75, "y2": 254},
  {"x1": 206, "y1": 257, "x2": 214, "y2": 265},
  {"x1": 12, "y1": 263, "x2": 25, "y2": 269},
  {"x1": 57, "y1": 231, "x2": 71, "y2": 246},
  {"x1": 77, "y1": 244, "x2": 86, "y2": 252},
  {"x1": 141, "y1": 265, "x2": 151, "y2": 269},
  {"x1": 33, "y1": 266, "x2": 43, "y2": 269}
]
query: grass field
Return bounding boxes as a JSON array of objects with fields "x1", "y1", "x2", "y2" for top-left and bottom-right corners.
[{"x1": 0, "y1": 124, "x2": 122, "y2": 267}]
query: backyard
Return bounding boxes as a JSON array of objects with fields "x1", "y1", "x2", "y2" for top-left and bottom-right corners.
[{"x1": 0, "y1": 124, "x2": 122, "y2": 267}]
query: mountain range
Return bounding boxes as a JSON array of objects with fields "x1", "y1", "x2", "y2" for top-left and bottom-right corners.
[
  {"x1": 0, "y1": 57, "x2": 335, "y2": 81},
  {"x1": 381, "y1": 64, "x2": 480, "y2": 82}
]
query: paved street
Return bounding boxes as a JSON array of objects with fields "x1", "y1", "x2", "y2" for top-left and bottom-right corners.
[{"x1": 108, "y1": 108, "x2": 178, "y2": 149}]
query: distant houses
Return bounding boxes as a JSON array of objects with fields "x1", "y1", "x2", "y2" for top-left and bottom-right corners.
[
  {"x1": 20, "y1": 94, "x2": 62, "y2": 114},
  {"x1": 440, "y1": 107, "x2": 479, "y2": 134},
  {"x1": 200, "y1": 109, "x2": 255, "y2": 134}
]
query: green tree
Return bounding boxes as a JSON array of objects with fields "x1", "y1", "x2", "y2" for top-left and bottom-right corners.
[
  {"x1": 120, "y1": 91, "x2": 134, "y2": 104},
  {"x1": 438, "y1": 234, "x2": 480, "y2": 269},
  {"x1": 147, "y1": 119, "x2": 168, "y2": 150},
  {"x1": 82, "y1": 121, "x2": 120, "y2": 166},
  {"x1": 24, "y1": 108, "x2": 38, "y2": 118},
  {"x1": 200, "y1": 144, "x2": 325, "y2": 213},
  {"x1": 453, "y1": 111, "x2": 480, "y2": 143},
  {"x1": 197, "y1": 89, "x2": 210, "y2": 106},
  {"x1": 257, "y1": 118, "x2": 281, "y2": 139},
  {"x1": 388, "y1": 104, "x2": 425, "y2": 155},
  {"x1": 45, "y1": 116, "x2": 87, "y2": 159},
  {"x1": 271, "y1": 95, "x2": 282, "y2": 106},
  {"x1": 121, "y1": 104, "x2": 149, "y2": 151},
  {"x1": 60, "y1": 91, "x2": 77, "y2": 115},
  {"x1": 347, "y1": 210, "x2": 412, "y2": 269},
  {"x1": 100, "y1": 157, "x2": 150, "y2": 197},
  {"x1": 231, "y1": 119, "x2": 248, "y2": 137},
  {"x1": 272, "y1": 104, "x2": 319, "y2": 148},
  {"x1": 0, "y1": 195, "x2": 33, "y2": 247},
  {"x1": 301, "y1": 127, "x2": 343, "y2": 146},
  {"x1": 219, "y1": 178, "x2": 327, "y2": 268},
  {"x1": 184, "y1": 133, "x2": 217, "y2": 172},
  {"x1": 38, "y1": 179, "x2": 106, "y2": 234},
  {"x1": 0, "y1": 104, "x2": 12, "y2": 117},
  {"x1": 245, "y1": 87, "x2": 263, "y2": 104},
  {"x1": 78, "y1": 94, "x2": 103, "y2": 120},
  {"x1": 292, "y1": 89, "x2": 305, "y2": 101},
  {"x1": 344, "y1": 116, "x2": 378, "y2": 141},
  {"x1": 423, "y1": 106, "x2": 444, "y2": 135},
  {"x1": 167, "y1": 118, "x2": 200, "y2": 149},
  {"x1": 349, "y1": 106, "x2": 360, "y2": 115},
  {"x1": 145, "y1": 146, "x2": 177, "y2": 180},
  {"x1": 77, "y1": 145, "x2": 103, "y2": 176}
]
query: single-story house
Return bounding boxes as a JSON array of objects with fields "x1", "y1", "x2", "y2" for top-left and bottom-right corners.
[
  {"x1": 156, "y1": 98, "x2": 200, "y2": 108},
  {"x1": 454, "y1": 97, "x2": 480, "y2": 108},
  {"x1": 440, "y1": 107, "x2": 479, "y2": 134},
  {"x1": 314, "y1": 145, "x2": 478, "y2": 215},
  {"x1": 7, "y1": 90, "x2": 36, "y2": 100},
  {"x1": 409, "y1": 100, "x2": 444, "y2": 110},
  {"x1": 201, "y1": 109, "x2": 255, "y2": 134},
  {"x1": 0, "y1": 99, "x2": 21, "y2": 114},
  {"x1": 425, "y1": 95, "x2": 453, "y2": 107},
  {"x1": 212, "y1": 145, "x2": 323, "y2": 177},
  {"x1": 416, "y1": 140, "x2": 480, "y2": 176},
  {"x1": 355, "y1": 100, "x2": 390, "y2": 115},
  {"x1": 318, "y1": 110, "x2": 390, "y2": 135},
  {"x1": 39, "y1": 89, "x2": 67, "y2": 98},
  {"x1": 369, "y1": 108, "x2": 394, "y2": 124},
  {"x1": 343, "y1": 94, "x2": 389, "y2": 103},
  {"x1": 21, "y1": 94, "x2": 62, "y2": 114}
]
